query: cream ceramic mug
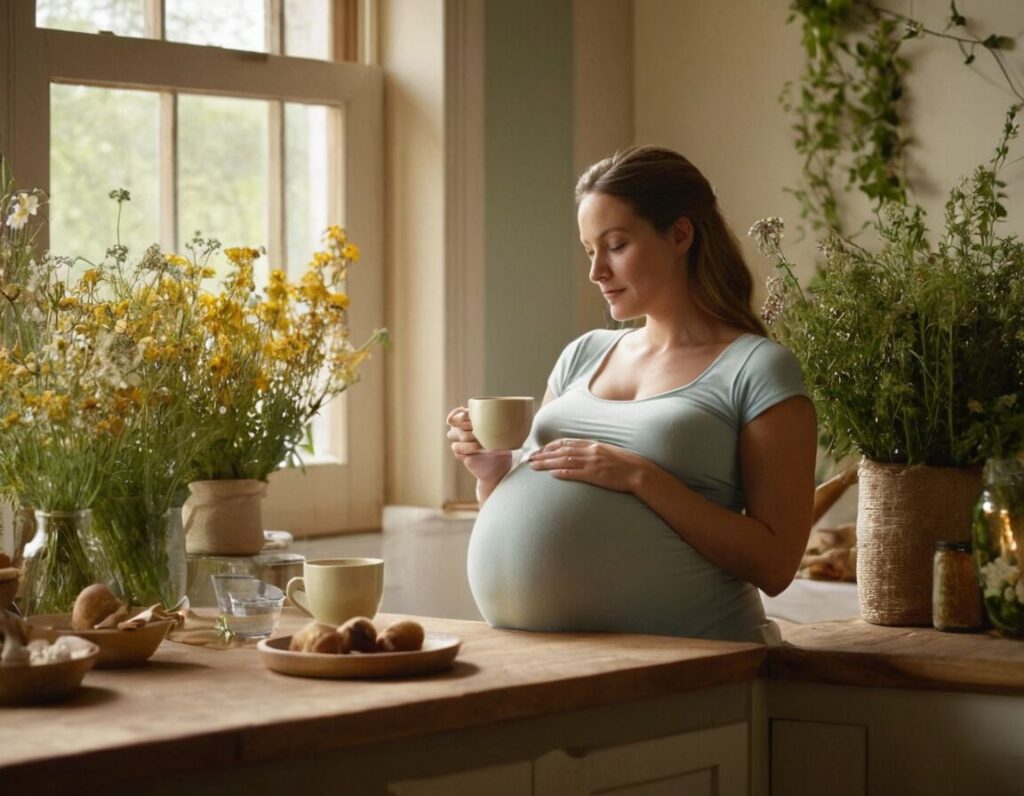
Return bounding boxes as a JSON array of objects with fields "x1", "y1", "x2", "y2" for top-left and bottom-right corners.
[
  {"x1": 286, "y1": 557, "x2": 384, "y2": 625},
  {"x1": 468, "y1": 396, "x2": 535, "y2": 451}
]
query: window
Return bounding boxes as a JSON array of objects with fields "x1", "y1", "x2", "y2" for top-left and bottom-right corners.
[{"x1": 2, "y1": 0, "x2": 385, "y2": 535}]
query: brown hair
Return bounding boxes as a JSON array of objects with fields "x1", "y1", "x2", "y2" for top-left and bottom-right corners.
[{"x1": 575, "y1": 146, "x2": 766, "y2": 336}]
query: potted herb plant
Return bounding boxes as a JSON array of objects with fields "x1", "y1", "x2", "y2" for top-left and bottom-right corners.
[{"x1": 751, "y1": 107, "x2": 1024, "y2": 625}]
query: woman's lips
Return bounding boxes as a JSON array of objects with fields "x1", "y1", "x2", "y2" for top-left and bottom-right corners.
[{"x1": 602, "y1": 289, "x2": 625, "y2": 300}]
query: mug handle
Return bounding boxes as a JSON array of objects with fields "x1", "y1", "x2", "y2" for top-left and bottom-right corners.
[{"x1": 286, "y1": 576, "x2": 313, "y2": 618}]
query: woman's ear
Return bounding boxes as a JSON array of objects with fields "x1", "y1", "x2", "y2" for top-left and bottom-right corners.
[{"x1": 672, "y1": 217, "x2": 694, "y2": 256}]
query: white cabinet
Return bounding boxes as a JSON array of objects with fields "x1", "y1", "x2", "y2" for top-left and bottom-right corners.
[
  {"x1": 534, "y1": 723, "x2": 748, "y2": 796},
  {"x1": 389, "y1": 761, "x2": 533, "y2": 796},
  {"x1": 388, "y1": 723, "x2": 749, "y2": 796}
]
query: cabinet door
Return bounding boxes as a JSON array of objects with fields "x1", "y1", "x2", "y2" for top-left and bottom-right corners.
[
  {"x1": 534, "y1": 722, "x2": 748, "y2": 796},
  {"x1": 389, "y1": 760, "x2": 533, "y2": 796},
  {"x1": 770, "y1": 720, "x2": 866, "y2": 796}
]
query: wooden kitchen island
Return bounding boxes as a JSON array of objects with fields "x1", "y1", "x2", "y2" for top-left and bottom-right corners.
[
  {"x1": 1, "y1": 612, "x2": 767, "y2": 795},
  {"x1": 764, "y1": 620, "x2": 1024, "y2": 796},
  {"x1": 5, "y1": 614, "x2": 1023, "y2": 795}
]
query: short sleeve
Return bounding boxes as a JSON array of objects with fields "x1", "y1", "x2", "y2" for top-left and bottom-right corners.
[
  {"x1": 546, "y1": 330, "x2": 618, "y2": 397},
  {"x1": 733, "y1": 339, "x2": 808, "y2": 426}
]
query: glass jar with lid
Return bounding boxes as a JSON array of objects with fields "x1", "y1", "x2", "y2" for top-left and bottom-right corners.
[{"x1": 932, "y1": 541, "x2": 982, "y2": 631}]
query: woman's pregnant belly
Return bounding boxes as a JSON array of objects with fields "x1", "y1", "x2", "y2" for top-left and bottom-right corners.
[{"x1": 467, "y1": 463, "x2": 766, "y2": 641}]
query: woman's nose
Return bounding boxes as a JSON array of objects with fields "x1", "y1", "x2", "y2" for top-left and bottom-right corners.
[{"x1": 589, "y1": 253, "x2": 609, "y2": 283}]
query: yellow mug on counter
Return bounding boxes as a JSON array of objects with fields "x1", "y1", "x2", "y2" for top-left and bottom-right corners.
[{"x1": 286, "y1": 557, "x2": 384, "y2": 626}]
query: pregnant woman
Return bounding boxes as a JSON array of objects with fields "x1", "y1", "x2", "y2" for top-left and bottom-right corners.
[{"x1": 447, "y1": 146, "x2": 817, "y2": 643}]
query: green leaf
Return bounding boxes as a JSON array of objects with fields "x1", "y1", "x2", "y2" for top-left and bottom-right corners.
[{"x1": 949, "y1": 1, "x2": 966, "y2": 27}]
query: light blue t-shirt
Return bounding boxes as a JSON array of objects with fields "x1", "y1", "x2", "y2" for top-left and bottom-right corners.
[{"x1": 467, "y1": 329, "x2": 808, "y2": 642}]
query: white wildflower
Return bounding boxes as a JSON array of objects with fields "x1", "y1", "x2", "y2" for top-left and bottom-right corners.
[
  {"x1": 6, "y1": 192, "x2": 39, "y2": 231},
  {"x1": 760, "y1": 275, "x2": 786, "y2": 325},
  {"x1": 747, "y1": 217, "x2": 785, "y2": 257},
  {"x1": 980, "y1": 556, "x2": 1017, "y2": 598},
  {"x1": 1004, "y1": 586, "x2": 1017, "y2": 603}
]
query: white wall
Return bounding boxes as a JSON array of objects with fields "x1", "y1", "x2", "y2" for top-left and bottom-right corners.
[{"x1": 633, "y1": 0, "x2": 1024, "y2": 292}]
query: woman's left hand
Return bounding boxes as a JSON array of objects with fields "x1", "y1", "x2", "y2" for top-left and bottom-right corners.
[{"x1": 528, "y1": 438, "x2": 653, "y2": 493}]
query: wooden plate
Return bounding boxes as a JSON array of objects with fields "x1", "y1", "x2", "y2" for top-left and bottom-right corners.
[
  {"x1": 27, "y1": 613, "x2": 173, "y2": 668},
  {"x1": 0, "y1": 640, "x2": 100, "y2": 706},
  {"x1": 257, "y1": 632, "x2": 461, "y2": 679}
]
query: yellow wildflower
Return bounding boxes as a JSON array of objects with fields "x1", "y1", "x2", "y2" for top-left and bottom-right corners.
[
  {"x1": 326, "y1": 292, "x2": 349, "y2": 312},
  {"x1": 165, "y1": 253, "x2": 189, "y2": 268},
  {"x1": 325, "y1": 225, "x2": 347, "y2": 246},
  {"x1": 341, "y1": 243, "x2": 360, "y2": 262},
  {"x1": 58, "y1": 296, "x2": 79, "y2": 310},
  {"x1": 2, "y1": 411, "x2": 20, "y2": 429},
  {"x1": 300, "y1": 271, "x2": 329, "y2": 303},
  {"x1": 224, "y1": 246, "x2": 261, "y2": 266}
]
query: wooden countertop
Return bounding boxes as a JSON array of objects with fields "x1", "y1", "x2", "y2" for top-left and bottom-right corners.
[
  {"x1": 0, "y1": 612, "x2": 765, "y2": 788},
  {"x1": 771, "y1": 619, "x2": 1024, "y2": 695}
]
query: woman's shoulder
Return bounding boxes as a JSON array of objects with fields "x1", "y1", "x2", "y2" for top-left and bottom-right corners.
[
  {"x1": 729, "y1": 333, "x2": 800, "y2": 369},
  {"x1": 571, "y1": 327, "x2": 625, "y2": 353},
  {"x1": 549, "y1": 328, "x2": 626, "y2": 394},
  {"x1": 725, "y1": 334, "x2": 808, "y2": 423}
]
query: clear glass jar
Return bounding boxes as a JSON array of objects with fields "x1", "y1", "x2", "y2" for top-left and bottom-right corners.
[
  {"x1": 972, "y1": 458, "x2": 1024, "y2": 637},
  {"x1": 932, "y1": 541, "x2": 983, "y2": 631},
  {"x1": 20, "y1": 509, "x2": 114, "y2": 615},
  {"x1": 94, "y1": 507, "x2": 187, "y2": 609}
]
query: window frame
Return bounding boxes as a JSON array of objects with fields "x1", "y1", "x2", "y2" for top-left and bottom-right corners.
[{"x1": 1, "y1": 0, "x2": 385, "y2": 536}]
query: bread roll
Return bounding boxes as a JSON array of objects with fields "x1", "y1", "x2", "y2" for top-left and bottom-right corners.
[
  {"x1": 377, "y1": 620, "x2": 424, "y2": 652},
  {"x1": 338, "y1": 617, "x2": 378, "y2": 653},
  {"x1": 289, "y1": 621, "x2": 338, "y2": 652},
  {"x1": 71, "y1": 584, "x2": 126, "y2": 630}
]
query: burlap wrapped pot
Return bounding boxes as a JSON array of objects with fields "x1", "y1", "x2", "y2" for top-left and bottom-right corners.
[
  {"x1": 183, "y1": 479, "x2": 268, "y2": 556},
  {"x1": 856, "y1": 459, "x2": 982, "y2": 626}
]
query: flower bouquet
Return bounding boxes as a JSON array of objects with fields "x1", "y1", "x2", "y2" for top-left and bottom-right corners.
[
  {"x1": 0, "y1": 168, "x2": 386, "y2": 607},
  {"x1": 175, "y1": 228, "x2": 388, "y2": 554}
]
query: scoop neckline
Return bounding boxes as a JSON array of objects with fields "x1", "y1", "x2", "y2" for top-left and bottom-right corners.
[{"x1": 584, "y1": 329, "x2": 754, "y2": 404}]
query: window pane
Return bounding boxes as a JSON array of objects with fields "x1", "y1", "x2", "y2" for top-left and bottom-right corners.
[
  {"x1": 50, "y1": 84, "x2": 160, "y2": 264},
  {"x1": 177, "y1": 94, "x2": 267, "y2": 281},
  {"x1": 37, "y1": 0, "x2": 147, "y2": 37},
  {"x1": 285, "y1": 103, "x2": 338, "y2": 458},
  {"x1": 166, "y1": 0, "x2": 265, "y2": 52},
  {"x1": 285, "y1": 0, "x2": 330, "y2": 60},
  {"x1": 285, "y1": 103, "x2": 331, "y2": 274}
]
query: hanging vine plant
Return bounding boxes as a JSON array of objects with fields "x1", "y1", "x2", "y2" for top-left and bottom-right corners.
[{"x1": 783, "y1": 0, "x2": 1022, "y2": 234}]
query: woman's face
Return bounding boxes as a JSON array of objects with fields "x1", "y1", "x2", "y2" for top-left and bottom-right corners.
[{"x1": 577, "y1": 192, "x2": 691, "y2": 322}]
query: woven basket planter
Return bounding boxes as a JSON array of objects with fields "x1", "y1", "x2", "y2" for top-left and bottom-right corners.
[
  {"x1": 183, "y1": 479, "x2": 268, "y2": 556},
  {"x1": 856, "y1": 459, "x2": 982, "y2": 626}
]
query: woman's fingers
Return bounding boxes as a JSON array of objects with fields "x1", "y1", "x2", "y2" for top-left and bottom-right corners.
[
  {"x1": 531, "y1": 439, "x2": 592, "y2": 462},
  {"x1": 445, "y1": 406, "x2": 474, "y2": 431},
  {"x1": 451, "y1": 440, "x2": 483, "y2": 457}
]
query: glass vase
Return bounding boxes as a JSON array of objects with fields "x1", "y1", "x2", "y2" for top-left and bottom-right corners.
[
  {"x1": 96, "y1": 507, "x2": 187, "y2": 609},
  {"x1": 971, "y1": 458, "x2": 1024, "y2": 637},
  {"x1": 20, "y1": 509, "x2": 114, "y2": 616}
]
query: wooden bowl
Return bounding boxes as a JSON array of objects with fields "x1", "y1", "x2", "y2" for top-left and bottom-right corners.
[
  {"x1": 27, "y1": 613, "x2": 173, "y2": 668},
  {"x1": 0, "y1": 639, "x2": 100, "y2": 706}
]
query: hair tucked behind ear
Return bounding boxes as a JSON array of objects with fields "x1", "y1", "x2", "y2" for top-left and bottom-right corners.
[{"x1": 576, "y1": 146, "x2": 766, "y2": 337}]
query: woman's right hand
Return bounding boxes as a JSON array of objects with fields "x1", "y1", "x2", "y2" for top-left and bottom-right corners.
[{"x1": 446, "y1": 406, "x2": 512, "y2": 485}]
